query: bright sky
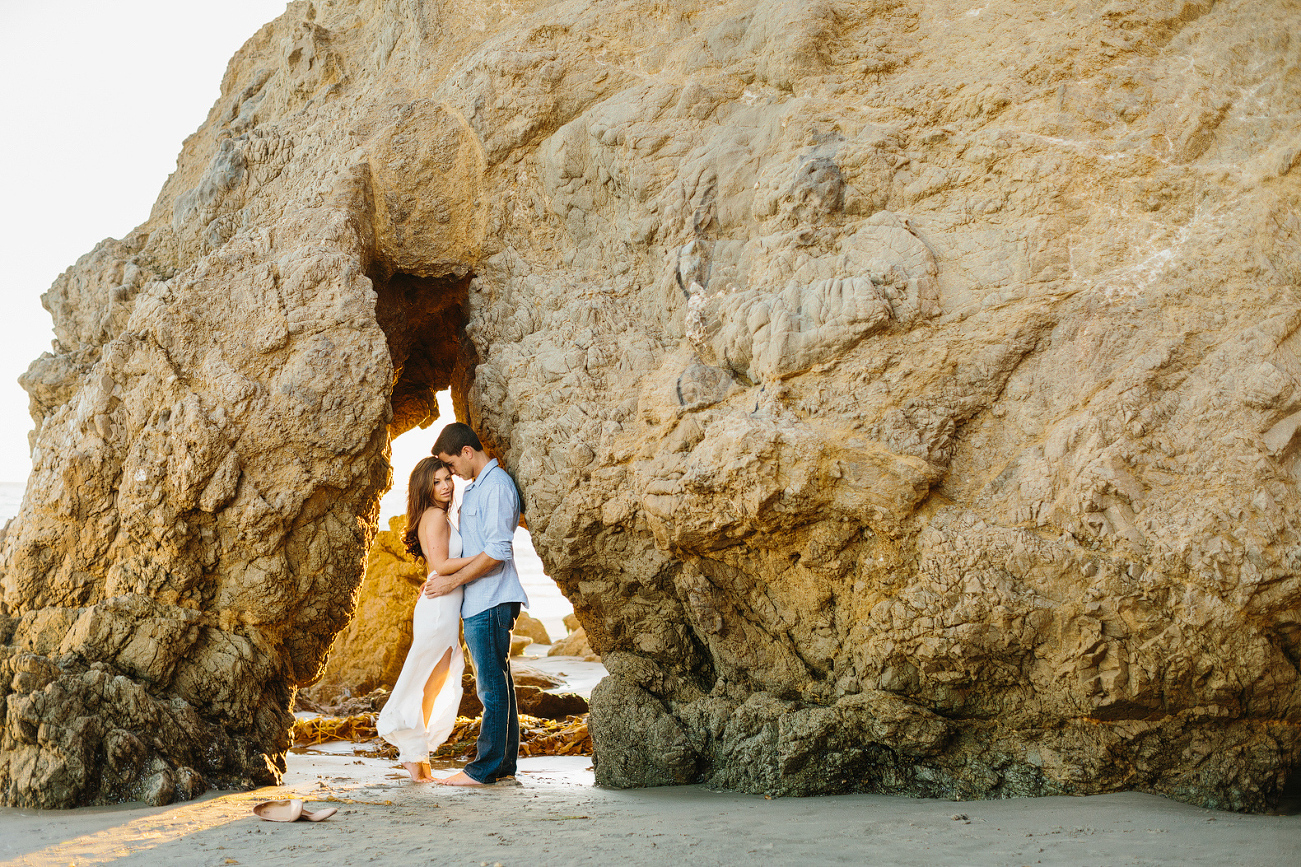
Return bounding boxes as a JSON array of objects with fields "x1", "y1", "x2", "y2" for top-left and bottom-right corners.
[{"x1": 0, "y1": 0, "x2": 291, "y2": 483}]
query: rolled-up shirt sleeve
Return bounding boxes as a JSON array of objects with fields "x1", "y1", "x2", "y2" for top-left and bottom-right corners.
[{"x1": 479, "y1": 475, "x2": 518, "y2": 562}]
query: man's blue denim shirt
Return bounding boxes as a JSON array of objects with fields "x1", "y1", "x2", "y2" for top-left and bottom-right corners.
[{"x1": 458, "y1": 458, "x2": 529, "y2": 619}]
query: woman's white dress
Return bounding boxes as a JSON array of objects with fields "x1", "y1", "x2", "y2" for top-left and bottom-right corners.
[{"x1": 377, "y1": 524, "x2": 465, "y2": 762}]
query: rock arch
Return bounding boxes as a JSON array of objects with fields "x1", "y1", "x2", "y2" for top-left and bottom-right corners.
[{"x1": 4, "y1": 0, "x2": 1301, "y2": 812}]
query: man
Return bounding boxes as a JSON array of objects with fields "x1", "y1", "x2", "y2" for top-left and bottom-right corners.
[{"x1": 423, "y1": 422, "x2": 528, "y2": 786}]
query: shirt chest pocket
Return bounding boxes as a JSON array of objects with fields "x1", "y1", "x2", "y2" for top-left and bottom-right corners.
[{"x1": 462, "y1": 504, "x2": 479, "y2": 521}]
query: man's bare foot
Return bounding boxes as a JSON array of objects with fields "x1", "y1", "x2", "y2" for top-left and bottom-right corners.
[
  {"x1": 436, "y1": 770, "x2": 486, "y2": 786},
  {"x1": 402, "y1": 761, "x2": 435, "y2": 782}
]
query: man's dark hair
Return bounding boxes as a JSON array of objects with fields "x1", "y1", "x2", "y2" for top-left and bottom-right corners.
[{"x1": 432, "y1": 422, "x2": 483, "y2": 457}]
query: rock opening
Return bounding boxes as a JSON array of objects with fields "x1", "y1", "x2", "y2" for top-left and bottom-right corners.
[{"x1": 372, "y1": 270, "x2": 471, "y2": 440}]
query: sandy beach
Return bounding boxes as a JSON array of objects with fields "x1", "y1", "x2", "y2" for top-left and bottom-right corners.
[
  {"x1": 3, "y1": 652, "x2": 1299, "y2": 866},
  {"x1": 3, "y1": 748, "x2": 1297, "y2": 866}
]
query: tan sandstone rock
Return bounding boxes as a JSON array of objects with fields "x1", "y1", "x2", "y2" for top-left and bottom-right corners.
[
  {"x1": 548, "y1": 626, "x2": 600, "y2": 663},
  {"x1": 3, "y1": 0, "x2": 1299, "y2": 811},
  {"x1": 303, "y1": 516, "x2": 424, "y2": 703},
  {"x1": 514, "y1": 610, "x2": 552, "y2": 645}
]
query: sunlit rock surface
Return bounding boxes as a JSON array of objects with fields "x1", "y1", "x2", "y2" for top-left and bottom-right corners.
[
  {"x1": 3, "y1": 0, "x2": 1300, "y2": 809},
  {"x1": 301, "y1": 516, "x2": 424, "y2": 705}
]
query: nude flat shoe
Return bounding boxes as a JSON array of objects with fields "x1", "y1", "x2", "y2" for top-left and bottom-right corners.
[
  {"x1": 300, "y1": 805, "x2": 338, "y2": 822},
  {"x1": 252, "y1": 799, "x2": 337, "y2": 822},
  {"x1": 253, "y1": 799, "x2": 303, "y2": 822}
]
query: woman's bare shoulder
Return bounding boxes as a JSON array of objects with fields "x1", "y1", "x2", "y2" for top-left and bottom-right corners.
[{"x1": 419, "y1": 506, "x2": 450, "y2": 532}]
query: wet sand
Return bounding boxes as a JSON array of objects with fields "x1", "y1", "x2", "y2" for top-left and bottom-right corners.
[{"x1": 3, "y1": 749, "x2": 1298, "y2": 867}]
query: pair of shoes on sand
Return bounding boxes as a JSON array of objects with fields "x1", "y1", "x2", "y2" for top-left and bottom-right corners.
[{"x1": 252, "y1": 799, "x2": 337, "y2": 822}]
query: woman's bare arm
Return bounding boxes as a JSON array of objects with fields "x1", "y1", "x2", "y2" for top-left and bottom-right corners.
[{"x1": 418, "y1": 507, "x2": 473, "y2": 575}]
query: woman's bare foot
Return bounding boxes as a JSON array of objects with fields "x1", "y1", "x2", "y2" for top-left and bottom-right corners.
[
  {"x1": 402, "y1": 761, "x2": 435, "y2": 782},
  {"x1": 436, "y1": 770, "x2": 486, "y2": 786}
]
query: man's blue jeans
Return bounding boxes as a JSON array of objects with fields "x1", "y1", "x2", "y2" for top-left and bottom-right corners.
[{"x1": 462, "y1": 601, "x2": 520, "y2": 783}]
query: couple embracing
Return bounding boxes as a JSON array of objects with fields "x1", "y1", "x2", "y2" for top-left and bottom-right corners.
[{"x1": 375, "y1": 422, "x2": 527, "y2": 786}]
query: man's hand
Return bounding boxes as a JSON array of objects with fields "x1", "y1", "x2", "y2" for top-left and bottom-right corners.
[
  {"x1": 421, "y1": 553, "x2": 504, "y2": 598},
  {"x1": 422, "y1": 572, "x2": 462, "y2": 598}
]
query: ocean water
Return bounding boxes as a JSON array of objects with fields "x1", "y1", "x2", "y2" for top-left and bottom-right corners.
[
  {"x1": 510, "y1": 527, "x2": 574, "y2": 642},
  {"x1": 0, "y1": 482, "x2": 22, "y2": 524},
  {"x1": 0, "y1": 479, "x2": 574, "y2": 641}
]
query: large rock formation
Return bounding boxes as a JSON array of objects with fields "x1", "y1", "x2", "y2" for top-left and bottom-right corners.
[{"x1": 3, "y1": 0, "x2": 1299, "y2": 810}]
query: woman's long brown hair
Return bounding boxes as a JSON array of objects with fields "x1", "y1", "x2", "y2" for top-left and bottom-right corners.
[{"x1": 403, "y1": 457, "x2": 451, "y2": 559}]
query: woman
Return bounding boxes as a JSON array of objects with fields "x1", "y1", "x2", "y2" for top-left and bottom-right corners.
[{"x1": 376, "y1": 457, "x2": 473, "y2": 782}]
